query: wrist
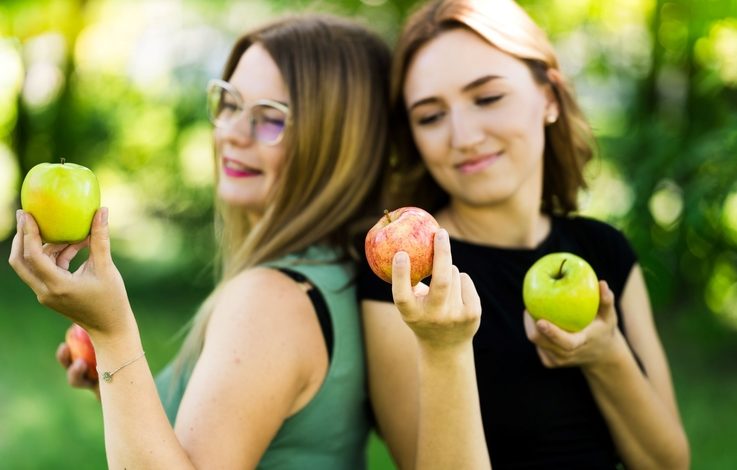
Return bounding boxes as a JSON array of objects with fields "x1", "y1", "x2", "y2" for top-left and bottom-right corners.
[
  {"x1": 417, "y1": 340, "x2": 475, "y2": 367},
  {"x1": 87, "y1": 304, "x2": 140, "y2": 350},
  {"x1": 582, "y1": 330, "x2": 630, "y2": 378}
]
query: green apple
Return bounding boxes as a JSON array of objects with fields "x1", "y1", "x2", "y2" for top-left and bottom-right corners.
[
  {"x1": 20, "y1": 158, "x2": 101, "y2": 243},
  {"x1": 522, "y1": 252, "x2": 600, "y2": 332}
]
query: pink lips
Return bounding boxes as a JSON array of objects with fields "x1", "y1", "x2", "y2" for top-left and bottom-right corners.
[
  {"x1": 456, "y1": 152, "x2": 502, "y2": 175},
  {"x1": 222, "y1": 157, "x2": 261, "y2": 178}
]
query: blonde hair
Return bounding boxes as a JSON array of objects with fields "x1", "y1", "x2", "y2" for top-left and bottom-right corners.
[
  {"x1": 172, "y1": 14, "x2": 391, "y2": 378},
  {"x1": 390, "y1": 0, "x2": 594, "y2": 214}
]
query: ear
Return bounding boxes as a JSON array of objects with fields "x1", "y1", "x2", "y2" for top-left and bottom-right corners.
[
  {"x1": 543, "y1": 69, "x2": 561, "y2": 124},
  {"x1": 543, "y1": 85, "x2": 559, "y2": 125}
]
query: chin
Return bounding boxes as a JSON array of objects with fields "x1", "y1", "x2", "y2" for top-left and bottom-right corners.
[{"x1": 217, "y1": 183, "x2": 264, "y2": 210}]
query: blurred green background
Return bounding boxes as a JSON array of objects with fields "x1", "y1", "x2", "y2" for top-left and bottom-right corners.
[{"x1": 1, "y1": 0, "x2": 737, "y2": 468}]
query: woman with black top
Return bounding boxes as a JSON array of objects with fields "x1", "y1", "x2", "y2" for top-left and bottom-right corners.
[{"x1": 359, "y1": 0, "x2": 690, "y2": 468}]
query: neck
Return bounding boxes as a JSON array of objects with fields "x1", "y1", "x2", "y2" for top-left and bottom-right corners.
[{"x1": 438, "y1": 197, "x2": 551, "y2": 249}]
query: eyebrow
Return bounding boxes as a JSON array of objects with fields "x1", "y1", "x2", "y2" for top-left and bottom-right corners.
[{"x1": 408, "y1": 74, "x2": 503, "y2": 112}]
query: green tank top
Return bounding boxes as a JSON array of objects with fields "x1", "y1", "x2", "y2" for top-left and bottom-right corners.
[{"x1": 155, "y1": 245, "x2": 371, "y2": 469}]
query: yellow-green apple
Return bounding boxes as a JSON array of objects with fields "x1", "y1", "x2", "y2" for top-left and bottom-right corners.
[
  {"x1": 365, "y1": 207, "x2": 439, "y2": 285},
  {"x1": 65, "y1": 323, "x2": 98, "y2": 381},
  {"x1": 522, "y1": 252, "x2": 600, "y2": 332},
  {"x1": 20, "y1": 158, "x2": 100, "y2": 243}
]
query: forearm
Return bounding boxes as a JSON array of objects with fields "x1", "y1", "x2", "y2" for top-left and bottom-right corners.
[
  {"x1": 583, "y1": 333, "x2": 689, "y2": 469},
  {"x1": 415, "y1": 343, "x2": 490, "y2": 470},
  {"x1": 91, "y1": 311, "x2": 195, "y2": 470}
]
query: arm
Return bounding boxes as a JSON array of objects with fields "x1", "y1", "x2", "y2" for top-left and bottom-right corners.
[
  {"x1": 523, "y1": 269, "x2": 689, "y2": 469},
  {"x1": 9, "y1": 210, "x2": 324, "y2": 469},
  {"x1": 584, "y1": 266, "x2": 689, "y2": 468},
  {"x1": 364, "y1": 229, "x2": 489, "y2": 470},
  {"x1": 362, "y1": 299, "x2": 419, "y2": 469}
]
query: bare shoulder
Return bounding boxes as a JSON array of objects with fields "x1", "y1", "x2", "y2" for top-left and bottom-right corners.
[{"x1": 210, "y1": 267, "x2": 317, "y2": 338}]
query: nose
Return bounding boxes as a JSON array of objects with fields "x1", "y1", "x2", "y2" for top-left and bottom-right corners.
[
  {"x1": 449, "y1": 107, "x2": 484, "y2": 152},
  {"x1": 218, "y1": 113, "x2": 255, "y2": 146}
]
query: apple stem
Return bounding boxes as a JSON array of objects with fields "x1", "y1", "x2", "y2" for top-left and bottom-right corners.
[
  {"x1": 384, "y1": 209, "x2": 391, "y2": 224},
  {"x1": 554, "y1": 259, "x2": 567, "y2": 280},
  {"x1": 60, "y1": 157, "x2": 66, "y2": 165}
]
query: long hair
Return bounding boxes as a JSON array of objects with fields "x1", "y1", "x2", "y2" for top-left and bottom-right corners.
[
  {"x1": 172, "y1": 14, "x2": 391, "y2": 377},
  {"x1": 389, "y1": 0, "x2": 594, "y2": 214}
]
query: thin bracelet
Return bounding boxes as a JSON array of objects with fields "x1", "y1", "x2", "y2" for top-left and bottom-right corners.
[{"x1": 98, "y1": 351, "x2": 146, "y2": 383}]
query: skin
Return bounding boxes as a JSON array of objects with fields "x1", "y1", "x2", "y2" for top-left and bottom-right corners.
[
  {"x1": 11, "y1": 44, "x2": 330, "y2": 469},
  {"x1": 215, "y1": 43, "x2": 289, "y2": 220},
  {"x1": 363, "y1": 28, "x2": 689, "y2": 469}
]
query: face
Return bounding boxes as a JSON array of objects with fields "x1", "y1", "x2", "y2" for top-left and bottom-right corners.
[
  {"x1": 404, "y1": 28, "x2": 557, "y2": 209},
  {"x1": 213, "y1": 43, "x2": 289, "y2": 216}
]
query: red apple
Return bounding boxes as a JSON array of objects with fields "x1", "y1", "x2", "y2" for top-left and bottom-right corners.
[
  {"x1": 65, "y1": 323, "x2": 98, "y2": 381},
  {"x1": 365, "y1": 207, "x2": 439, "y2": 286}
]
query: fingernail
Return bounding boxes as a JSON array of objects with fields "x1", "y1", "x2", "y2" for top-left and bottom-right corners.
[
  {"x1": 395, "y1": 252, "x2": 408, "y2": 265},
  {"x1": 436, "y1": 229, "x2": 446, "y2": 241},
  {"x1": 101, "y1": 207, "x2": 108, "y2": 225},
  {"x1": 16, "y1": 210, "x2": 24, "y2": 229}
]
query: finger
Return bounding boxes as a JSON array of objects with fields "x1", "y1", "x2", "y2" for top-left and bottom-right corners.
[
  {"x1": 56, "y1": 239, "x2": 90, "y2": 270},
  {"x1": 449, "y1": 265, "x2": 461, "y2": 316},
  {"x1": 427, "y1": 229, "x2": 452, "y2": 306},
  {"x1": 9, "y1": 214, "x2": 46, "y2": 293},
  {"x1": 459, "y1": 272, "x2": 481, "y2": 318},
  {"x1": 56, "y1": 342, "x2": 72, "y2": 368},
  {"x1": 523, "y1": 310, "x2": 538, "y2": 341},
  {"x1": 42, "y1": 243, "x2": 71, "y2": 258},
  {"x1": 391, "y1": 252, "x2": 416, "y2": 317},
  {"x1": 412, "y1": 281, "x2": 429, "y2": 297},
  {"x1": 21, "y1": 212, "x2": 61, "y2": 280},
  {"x1": 597, "y1": 280, "x2": 616, "y2": 322},
  {"x1": 89, "y1": 208, "x2": 111, "y2": 265},
  {"x1": 536, "y1": 347, "x2": 557, "y2": 368},
  {"x1": 523, "y1": 311, "x2": 568, "y2": 351},
  {"x1": 536, "y1": 319, "x2": 585, "y2": 352},
  {"x1": 67, "y1": 359, "x2": 94, "y2": 388}
]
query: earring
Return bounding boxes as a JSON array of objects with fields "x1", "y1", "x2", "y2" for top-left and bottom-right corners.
[{"x1": 545, "y1": 113, "x2": 558, "y2": 124}]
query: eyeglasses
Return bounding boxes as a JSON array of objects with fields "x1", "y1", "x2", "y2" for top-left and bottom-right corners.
[{"x1": 206, "y1": 79, "x2": 290, "y2": 145}]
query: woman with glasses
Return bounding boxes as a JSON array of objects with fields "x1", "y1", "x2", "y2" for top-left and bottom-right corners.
[
  {"x1": 10, "y1": 14, "x2": 391, "y2": 469},
  {"x1": 358, "y1": 0, "x2": 690, "y2": 468}
]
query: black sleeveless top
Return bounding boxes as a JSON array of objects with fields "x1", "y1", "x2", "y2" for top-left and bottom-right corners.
[{"x1": 358, "y1": 215, "x2": 638, "y2": 469}]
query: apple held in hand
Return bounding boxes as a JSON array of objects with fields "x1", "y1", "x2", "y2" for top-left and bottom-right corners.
[
  {"x1": 20, "y1": 158, "x2": 100, "y2": 243},
  {"x1": 65, "y1": 323, "x2": 98, "y2": 381},
  {"x1": 522, "y1": 252, "x2": 600, "y2": 332},
  {"x1": 365, "y1": 207, "x2": 439, "y2": 286}
]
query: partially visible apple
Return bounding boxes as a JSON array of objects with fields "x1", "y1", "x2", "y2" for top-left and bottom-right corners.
[
  {"x1": 65, "y1": 323, "x2": 98, "y2": 381},
  {"x1": 20, "y1": 158, "x2": 100, "y2": 243},
  {"x1": 522, "y1": 252, "x2": 600, "y2": 332},
  {"x1": 365, "y1": 207, "x2": 439, "y2": 286}
]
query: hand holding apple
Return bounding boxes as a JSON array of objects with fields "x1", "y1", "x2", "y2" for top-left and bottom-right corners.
[
  {"x1": 390, "y1": 228, "x2": 482, "y2": 350},
  {"x1": 365, "y1": 207, "x2": 439, "y2": 286},
  {"x1": 21, "y1": 158, "x2": 100, "y2": 243},
  {"x1": 523, "y1": 281, "x2": 624, "y2": 370},
  {"x1": 9, "y1": 207, "x2": 133, "y2": 339},
  {"x1": 65, "y1": 323, "x2": 98, "y2": 381},
  {"x1": 522, "y1": 252, "x2": 600, "y2": 332}
]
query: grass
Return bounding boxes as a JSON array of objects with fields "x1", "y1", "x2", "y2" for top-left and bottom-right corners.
[{"x1": 1, "y1": 239, "x2": 735, "y2": 468}]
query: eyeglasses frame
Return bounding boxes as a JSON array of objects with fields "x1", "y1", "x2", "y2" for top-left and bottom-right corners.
[{"x1": 206, "y1": 78, "x2": 291, "y2": 146}]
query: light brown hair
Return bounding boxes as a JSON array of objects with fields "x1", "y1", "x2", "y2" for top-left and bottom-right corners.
[
  {"x1": 173, "y1": 14, "x2": 391, "y2": 376},
  {"x1": 389, "y1": 0, "x2": 594, "y2": 214}
]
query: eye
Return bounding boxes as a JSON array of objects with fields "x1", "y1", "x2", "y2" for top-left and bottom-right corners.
[
  {"x1": 475, "y1": 95, "x2": 504, "y2": 106},
  {"x1": 415, "y1": 111, "x2": 446, "y2": 126}
]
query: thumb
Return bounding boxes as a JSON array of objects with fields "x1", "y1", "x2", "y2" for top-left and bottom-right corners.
[
  {"x1": 597, "y1": 280, "x2": 615, "y2": 322},
  {"x1": 89, "y1": 207, "x2": 111, "y2": 263}
]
